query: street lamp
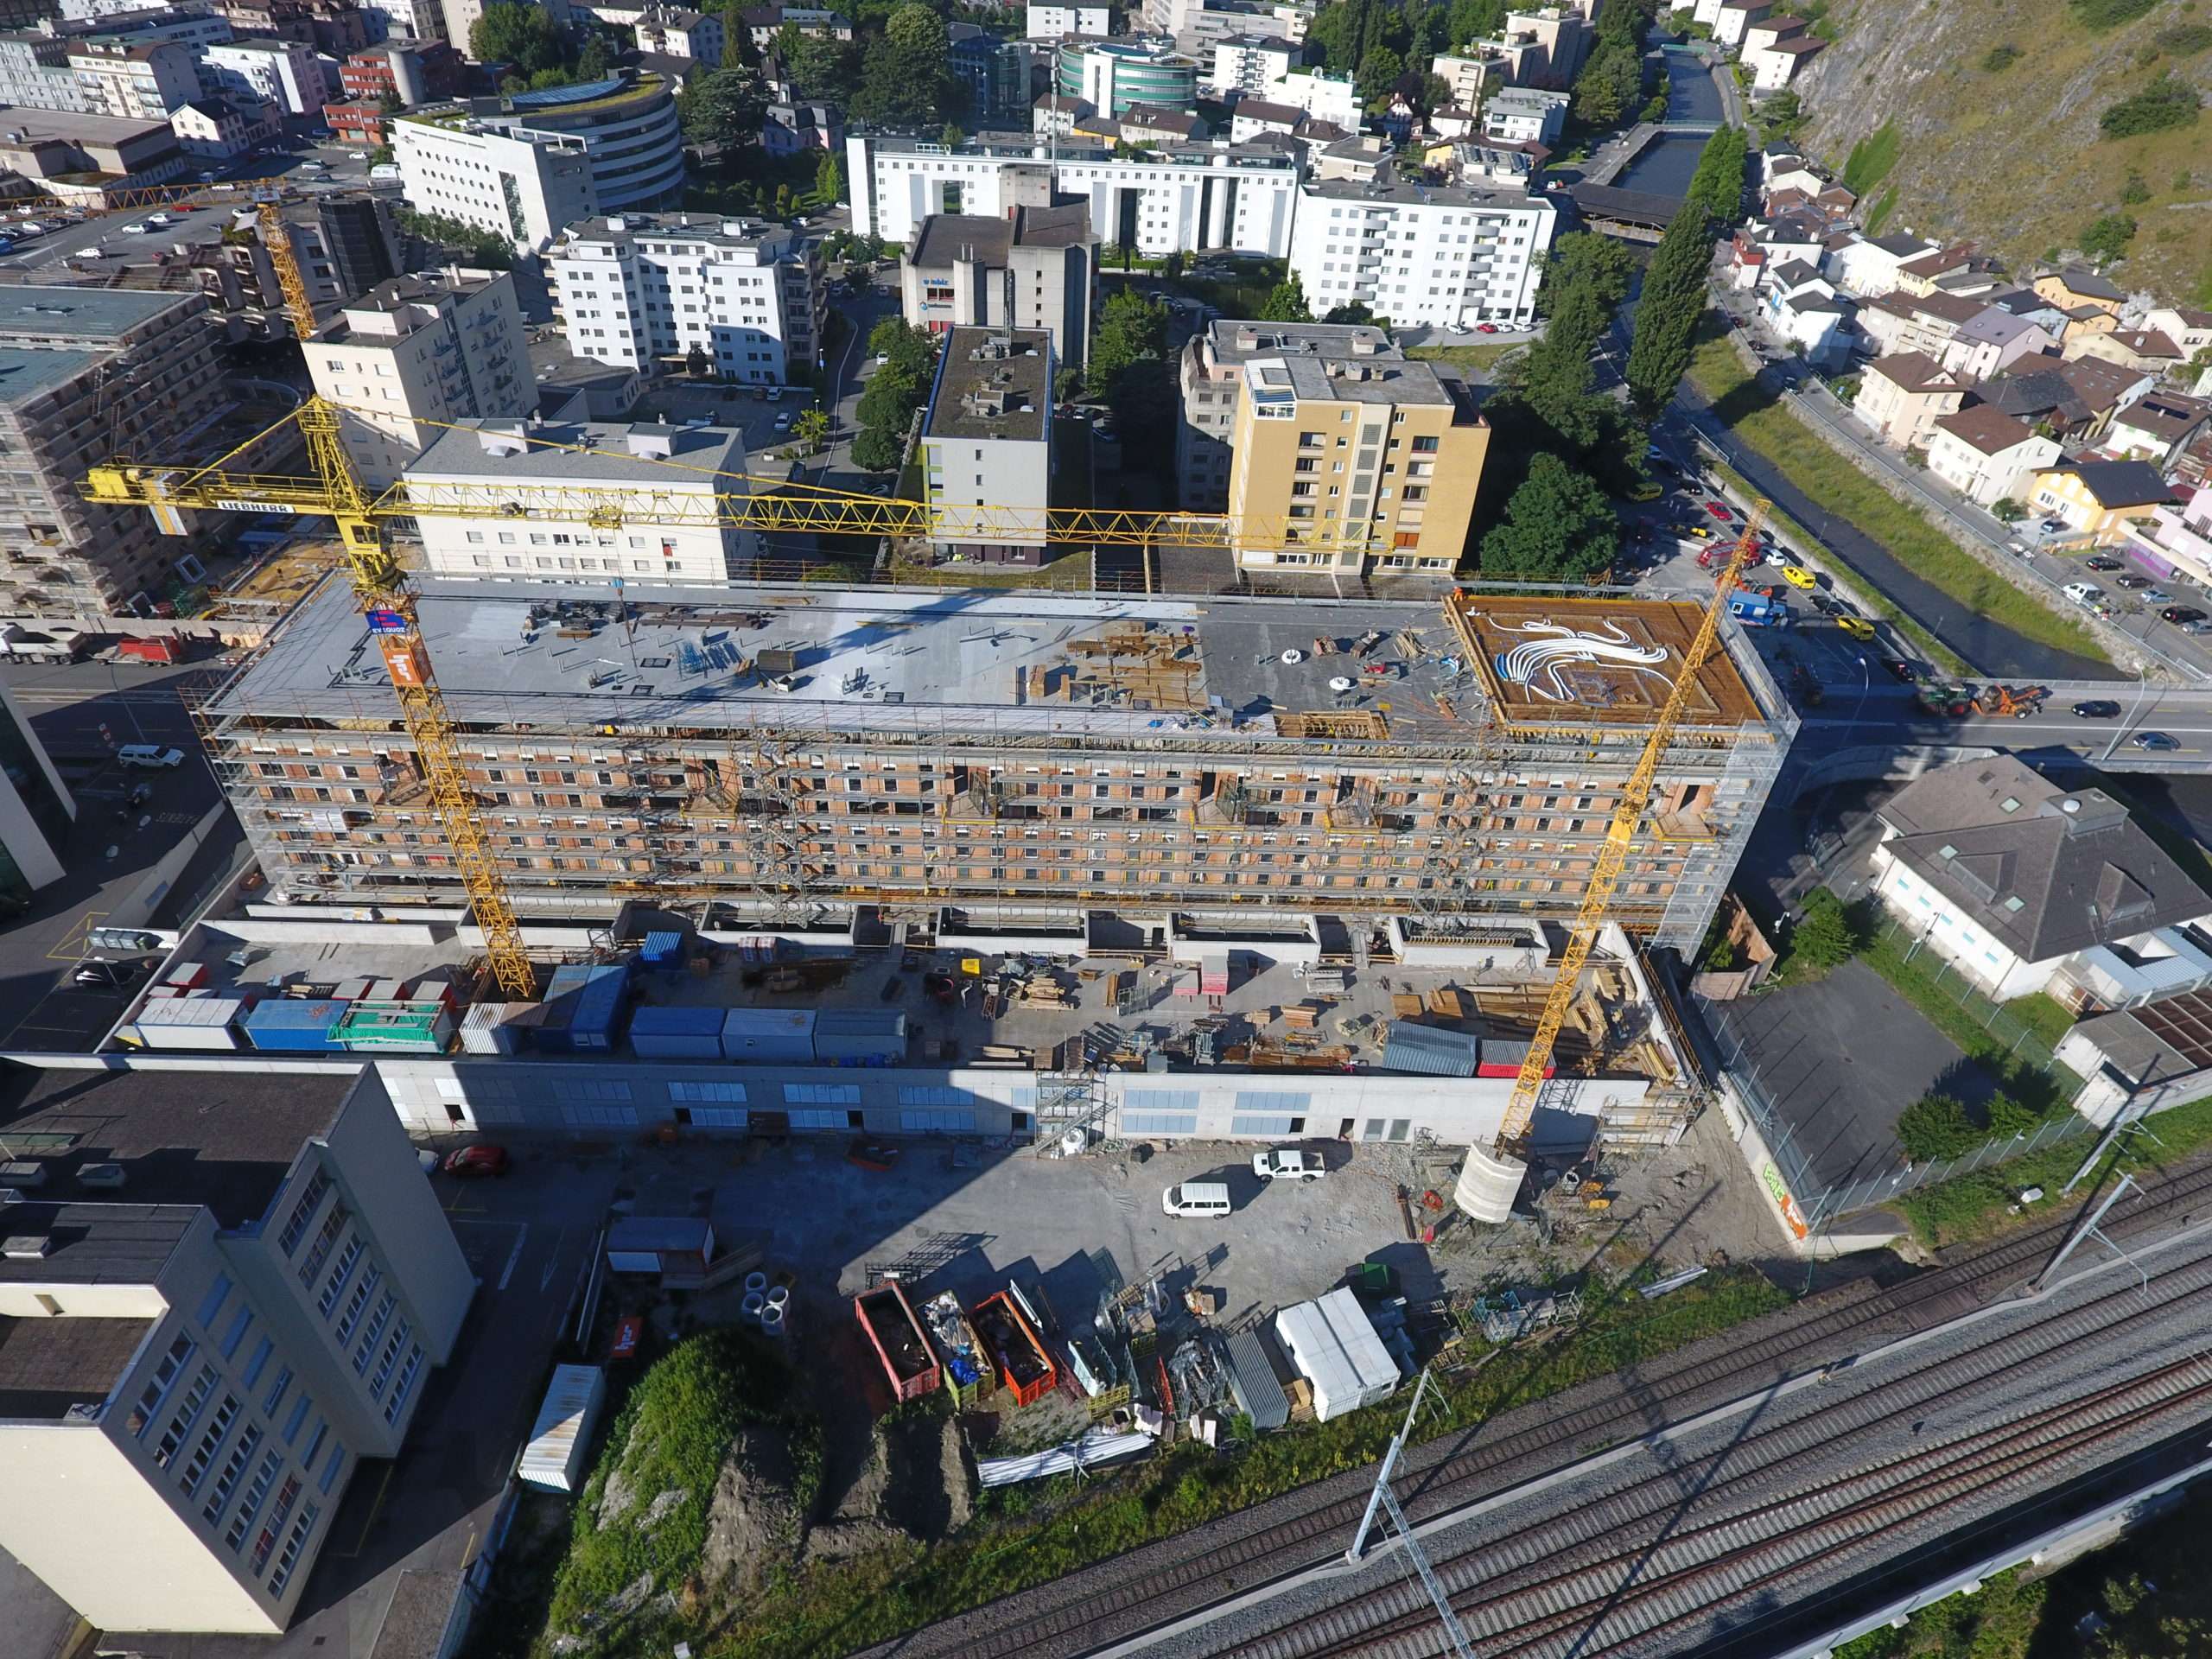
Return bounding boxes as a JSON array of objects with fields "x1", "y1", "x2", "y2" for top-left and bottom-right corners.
[{"x1": 2101, "y1": 667, "x2": 2151, "y2": 764}]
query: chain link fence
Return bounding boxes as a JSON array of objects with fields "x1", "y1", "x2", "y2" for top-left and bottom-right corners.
[{"x1": 1872, "y1": 916, "x2": 2074, "y2": 1083}]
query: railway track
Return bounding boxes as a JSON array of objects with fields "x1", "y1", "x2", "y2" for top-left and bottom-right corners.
[
  {"x1": 1208, "y1": 1239, "x2": 2212, "y2": 1658},
  {"x1": 861, "y1": 1154, "x2": 2212, "y2": 1659}
]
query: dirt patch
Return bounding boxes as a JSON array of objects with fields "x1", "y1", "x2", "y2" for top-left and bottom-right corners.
[
  {"x1": 699, "y1": 1426, "x2": 805, "y2": 1594},
  {"x1": 880, "y1": 1411, "x2": 971, "y2": 1541}
]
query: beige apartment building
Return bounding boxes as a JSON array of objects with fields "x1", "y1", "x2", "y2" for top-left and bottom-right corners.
[
  {"x1": 1177, "y1": 317, "x2": 1393, "y2": 511},
  {"x1": 194, "y1": 580, "x2": 1792, "y2": 954},
  {"x1": 306, "y1": 266, "x2": 533, "y2": 489},
  {"x1": 0, "y1": 1065, "x2": 472, "y2": 1634},
  {"x1": 1223, "y1": 343, "x2": 1487, "y2": 575}
]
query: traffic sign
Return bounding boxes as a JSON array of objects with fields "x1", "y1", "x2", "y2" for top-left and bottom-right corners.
[{"x1": 365, "y1": 609, "x2": 410, "y2": 634}]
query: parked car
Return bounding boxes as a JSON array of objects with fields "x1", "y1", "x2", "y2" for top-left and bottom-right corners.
[
  {"x1": 117, "y1": 744, "x2": 183, "y2": 767},
  {"x1": 2039, "y1": 518, "x2": 2069, "y2": 532},
  {"x1": 72, "y1": 958, "x2": 146, "y2": 989},
  {"x1": 1705, "y1": 500, "x2": 1732, "y2": 521},
  {"x1": 1475, "y1": 322, "x2": 1500, "y2": 334},
  {"x1": 2117, "y1": 574, "x2": 2152, "y2": 589},
  {"x1": 1781, "y1": 564, "x2": 1817, "y2": 589},
  {"x1": 2145, "y1": 588, "x2": 2176, "y2": 606},
  {"x1": 1252, "y1": 1148, "x2": 1327, "y2": 1183},
  {"x1": 2063, "y1": 582, "x2": 2107, "y2": 607},
  {"x1": 2162, "y1": 606, "x2": 2208, "y2": 625},
  {"x1": 2133, "y1": 732, "x2": 2182, "y2": 752},
  {"x1": 442, "y1": 1144, "x2": 510, "y2": 1177},
  {"x1": 2086, "y1": 556, "x2": 2124, "y2": 571},
  {"x1": 2071, "y1": 700, "x2": 2122, "y2": 718},
  {"x1": 1836, "y1": 616, "x2": 1876, "y2": 642}
]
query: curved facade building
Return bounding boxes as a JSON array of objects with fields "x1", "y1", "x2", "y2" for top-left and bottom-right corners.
[
  {"x1": 503, "y1": 73, "x2": 684, "y2": 212},
  {"x1": 1056, "y1": 36, "x2": 1199, "y2": 115}
]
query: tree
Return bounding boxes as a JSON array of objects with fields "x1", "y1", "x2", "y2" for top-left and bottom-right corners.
[
  {"x1": 376, "y1": 90, "x2": 404, "y2": 115},
  {"x1": 469, "y1": 1, "x2": 568, "y2": 75},
  {"x1": 1324, "y1": 300, "x2": 1378, "y2": 324},
  {"x1": 1356, "y1": 44, "x2": 1405, "y2": 107},
  {"x1": 852, "y1": 3, "x2": 961, "y2": 126},
  {"x1": 394, "y1": 207, "x2": 514, "y2": 269},
  {"x1": 1542, "y1": 230, "x2": 1637, "y2": 309},
  {"x1": 1258, "y1": 271, "x2": 1313, "y2": 321},
  {"x1": 940, "y1": 121, "x2": 965, "y2": 148},
  {"x1": 576, "y1": 35, "x2": 613, "y2": 80},
  {"x1": 1785, "y1": 887, "x2": 1860, "y2": 977},
  {"x1": 1447, "y1": 0, "x2": 1507, "y2": 48},
  {"x1": 685, "y1": 342, "x2": 711, "y2": 377},
  {"x1": 1513, "y1": 277, "x2": 1605, "y2": 448},
  {"x1": 783, "y1": 28, "x2": 861, "y2": 101},
  {"x1": 1419, "y1": 71, "x2": 1452, "y2": 113},
  {"x1": 1896, "y1": 1094, "x2": 1978, "y2": 1161},
  {"x1": 681, "y1": 65, "x2": 768, "y2": 147},
  {"x1": 2079, "y1": 212, "x2": 2137, "y2": 264},
  {"x1": 853, "y1": 327, "x2": 938, "y2": 471},
  {"x1": 1478, "y1": 452, "x2": 1617, "y2": 579},
  {"x1": 1086, "y1": 288, "x2": 1167, "y2": 395},
  {"x1": 792, "y1": 407, "x2": 830, "y2": 454},
  {"x1": 1684, "y1": 123, "x2": 1748, "y2": 224},
  {"x1": 1759, "y1": 88, "x2": 1804, "y2": 136},
  {"x1": 869, "y1": 316, "x2": 937, "y2": 379},
  {"x1": 1624, "y1": 197, "x2": 1719, "y2": 420},
  {"x1": 774, "y1": 182, "x2": 796, "y2": 218},
  {"x1": 814, "y1": 148, "x2": 845, "y2": 205}
]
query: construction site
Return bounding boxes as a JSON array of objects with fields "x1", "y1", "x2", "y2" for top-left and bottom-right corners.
[{"x1": 190, "y1": 576, "x2": 1796, "y2": 958}]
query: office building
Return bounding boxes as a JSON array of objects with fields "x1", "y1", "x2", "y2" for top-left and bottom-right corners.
[
  {"x1": 362, "y1": 0, "x2": 447, "y2": 40},
  {"x1": 1146, "y1": 0, "x2": 1304, "y2": 56},
  {"x1": 400, "y1": 74, "x2": 683, "y2": 227},
  {"x1": 1058, "y1": 35, "x2": 1200, "y2": 113},
  {"x1": 899, "y1": 202, "x2": 1095, "y2": 368},
  {"x1": 392, "y1": 103, "x2": 597, "y2": 250},
  {"x1": 305, "y1": 266, "x2": 532, "y2": 489},
  {"x1": 67, "y1": 35, "x2": 197, "y2": 117},
  {"x1": 0, "y1": 287, "x2": 230, "y2": 619},
  {"x1": 401, "y1": 417, "x2": 760, "y2": 582},
  {"x1": 847, "y1": 129, "x2": 1301, "y2": 257},
  {"x1": 0, "y1": 679, "x2": 72, "y2": 898},
  {"x1": 0, "y1": 1064, "x2": 473, "y2": 1634},
  {"x1": 950, "y1": 30, "x2": 1039, "y2": 124},
  {"x1": 919, "y1": 325, "x2": 1054, "y2": 565},
  {"x1": 546, "y1": 211, "x2": 825, "y2": 385},
  {"x1": 1289, "y1": 162, "x2": 1557, "y2": 327},
  {"x1": 201, "y1": 36, "x2": 328, "y2": 113},
  {"x1": 212, "y1": 0, "x2": 369, "y2": 54},
  {"x1": 200, "y1": 579, "x2": 1790, "y2": 955},
  {"x1": 1222, "y1": 338, "x2": 1486, "y2": 575},
  {"x1": 1177, "y1": 316, "x2": 1389, "y2": 509}
]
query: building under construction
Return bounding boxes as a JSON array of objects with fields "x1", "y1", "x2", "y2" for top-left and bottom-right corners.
[{"x1": 198, "y1": 577, "x2": 1796, "y2": 953}]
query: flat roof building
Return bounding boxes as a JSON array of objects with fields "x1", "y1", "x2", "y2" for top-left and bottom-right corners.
[
  {"x1": 899, "y1": 203, "x2": 1096, "y2": 370},
  {"x1": 919, "y1": 325, "x2": 1054, "y2": 565},
  {"x1": 400, "y1": 417, "x2": 760, "y2": 584},
  {"x1": 199, "y1": 578, "x2": 1793, "y2": 950},
  {"x1": 0, "y1": 1062, "x2": 472, "y2": 1634},
  {"x1": 1290, "y1": 162, "x2": 1559, "y2": 328},
  {"x1": 1177, "y1": 317, "x2": 1395, "y2": 510}
]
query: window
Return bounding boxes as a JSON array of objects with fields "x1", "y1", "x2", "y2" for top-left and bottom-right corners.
[
  {"x1": 1122, "y1": 1110, "x2": 1198, "y2": 1135},
  {"x1": 317, "y1": 1236, "x2": 365, "y2": 1316},
  {"x1": 283, "y1": 1392, "x2": 312, "y2": 1446},
  {"x1": 226, "y1": 1450, "x2": 283, "y2": 1552},
  {"x1": 128, "y1": 1333, "x2": 196, "y2": 1436},
  {"x1": 179, "y1": 1394, "x2": 241, "y2": 1497},
  {"x1": 384, "y1": 1344, "x2": 425, "y2": 1423},
  {"x1": 334, "y1": 1267, "x2": 381, "y2": 1343},
  {"x1": 276, "y1": 1170, "x2": 331, "y2": 1255},
  {"x1": 296, "y1": 1201, "x2": 350, "y2": 1287},
  {"x1": 152, "y1": 1365, "x2": 219, "y2": 1469},
  {"x1": 320, "y1": 1444, "x2": 346, "y2": 1496},
  {"x1": 201, "y1": 1424, "x2": 263, "y2": 1524},
  {"x1": 353, "y1": 1293, "x2": 397, "y2": 1375},
  {"x1": 668, "y1": 1080, "x2": 747, "y2": 1103},
  {"x1": 267, "y1": 1501, "x2": 319, "y2": 1595},
  {"x1": 1230, "y1": 1115, "x2": 1298, "y2": 1137},
  {"x1": 241, "y1": 1336, "x2": 274, "y2": 1390},
  {"x1": 219, "y1": 1306, "x2": 254, "y2": 1360},
  {"x1": 262, "y1": 1363, "x2": 293, "y2": 1418},
  {"x1": 784, "y1": 1083, "x2": 860, "y2": 1105}
]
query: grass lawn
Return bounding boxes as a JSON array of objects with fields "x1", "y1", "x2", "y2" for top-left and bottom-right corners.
[
  {"x1": 1407, "y1": 340, "x2": 1523, "y2": 374},
  {"x1": 2002, "y1": 991, "x2": 2077, "y2": 1052},
  {"x1": 1897, "y1": 1089, "x2": 2212, "y2": 1249},
  {"x1": 1685, "y1": 321, "x2": 2110, "y2": 668},
  {"x1": 708, "y1": 1265, "x2": 1790, "y2": 1659},
  {"x1": 1701, "y1": 456, "x2": 1972, "y2": 677},
  {"x1": 1857, "y1": 925, "x2": 2083, "y2": 1110}
]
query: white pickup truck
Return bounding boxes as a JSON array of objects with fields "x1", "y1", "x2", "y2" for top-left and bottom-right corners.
[{"x1": 1251, "y1": 1148, "x2": 1327, "y2": 1183}]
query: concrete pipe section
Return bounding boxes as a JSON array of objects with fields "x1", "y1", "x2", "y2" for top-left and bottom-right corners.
[{"x1": 1455, "y1": 1147, "x2": 1528, "y2": 1222}]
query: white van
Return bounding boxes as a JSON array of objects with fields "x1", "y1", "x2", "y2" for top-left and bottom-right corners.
[
  {"x1": 118, "y1": 745, "x2": 185, "y2": 768},
  {"x1": 2063, "y1": 582, "x2": 2105, "y2": 607},
  {"x1": 370, "y1": 163, "x2": 403, "y2": 182},
  {"x1": 1161, "y1": 1180, "x2": 1231, "y2": 1218}
]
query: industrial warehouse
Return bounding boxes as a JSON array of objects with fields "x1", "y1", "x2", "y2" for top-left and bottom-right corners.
[{"x1": 195, "y1": 577, "x2": 1796, "y2": 955}]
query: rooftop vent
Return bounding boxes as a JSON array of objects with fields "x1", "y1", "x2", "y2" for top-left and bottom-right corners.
[
  {"x1": 605, "y1": 214, "x2": 626, "y2": 232},
  {"x1": 3, "y1": 1233, "x2": 53, "y2": 1260},
  {"x1": 475, "y1": 418, "x2": 529, "y2": 457},
  {"x1": 626, "y1": 423, "x2": 677, "y2": 459}
]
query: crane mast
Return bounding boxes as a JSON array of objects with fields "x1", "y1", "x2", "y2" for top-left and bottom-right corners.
[{"x1": 1454, "y1": 501, "x2": 1768, "y2": 1223}]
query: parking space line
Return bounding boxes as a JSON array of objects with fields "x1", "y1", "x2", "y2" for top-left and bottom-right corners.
[
  {"x1": 497, "y1": 1224, "x2": 529, "y2": 1292},
  {"x1": 47, "y1": 910, "x2": 103, "y2": 961}
]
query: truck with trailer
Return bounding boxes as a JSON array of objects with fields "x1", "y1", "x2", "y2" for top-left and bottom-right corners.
[{"x1": 1726, "y1": 593, "x2": 1792, "y2": 628}]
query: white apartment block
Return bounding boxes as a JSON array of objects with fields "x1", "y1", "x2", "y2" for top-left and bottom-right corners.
[
  {"x1": 632, "y1": 3, "x2": 721, "y2": 64},
  {"x1": 547, "y1": 211, "x2": 822, "y2": 385},
  {"x1": 1262, "y1": 67, "x2": 1357, "y2": 128},
  {"x1": 68, "y1": 37, "x2": 199, "y2": 118},
  {"x1": 1481, "y1": 86, "x2": 1568, "y2": 146},
  {"x1": 1431, "y1": 51, "x2": 1501, "y2": 111},
  {"x1": 848, "y1": 130, "x2": 1301, "y2": 258},
  {"x1": 393, "y1": 114, "x2": 598, "y2": 250},
  {"x1": 0, "y1": 1065, "x2": 472, "y2": 1635},
  {"x1": 1211, "y1": 31, "x2": 1298, "y2": 92},
  {"x1": 404, "y1": 417, "x2": 760, "y2": 584},
  {"x1": 1026, "y1": 2, "x2": 1109, "y2": 36},
  {"x1": 1291, "y1": 172, "x2": 1557, "y2": 328},
  {"x1": 363, "y1": 0, "x2": 449, "y2": 40},
  {"x1": 920, "y1": 327, "x2": 1055, "y2": 566},
  {"x1": 201, "y1": 39, "x2": 330, "y2": 116},
  {"x1": 306, "y1": 266, "x2": 531, "y2": 490},
  {"x1": 0, "y1": 35, "x2": 88, "y2": 112}
]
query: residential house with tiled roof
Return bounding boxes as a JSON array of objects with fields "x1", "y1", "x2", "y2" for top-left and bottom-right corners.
[
  {"x1": 1857, "y1": 351, "x2": 1974, "y2": 449},
  {"x1": 2144, "y1": 306, "x2": 2212, "y2": 361},
  {"x1": 2103, "y1": 391, "x2": 2210, "y2": 468},
  {"x1": 2029, "y1": 458, "x2": 2177, "y2": 543},
  {"x1": 2032, "y1": 265, "x2": 2126, "y2": 315},
  {"x1": 1824, "y1": 232, "x2": 1936, "y2": 300},
  {"x1": 1925, "y1": 404, "x2": 2060, "y2": 510},
  {"x1": 2067, "y1": 327, "x2": 2185, "y2": 378}
]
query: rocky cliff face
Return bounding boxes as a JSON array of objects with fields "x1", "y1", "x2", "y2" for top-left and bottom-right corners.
[{"x1": 1787, "y1": 0, "x2": 2212, "y2": 302}]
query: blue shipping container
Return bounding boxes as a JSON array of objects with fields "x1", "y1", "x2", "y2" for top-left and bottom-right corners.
[
  {"x1": 630, "y1": 1004, "x2": 726, "y2": 1059},
  {"x1": 538, "y1": 963, "x2": 631, "y2": 1052},
  {"x1": 641, "y1": 929, "x2": 686, "y2": 967},
  {"x1": 241, "y1": 998, "x2": 348, "y2": 1053}
]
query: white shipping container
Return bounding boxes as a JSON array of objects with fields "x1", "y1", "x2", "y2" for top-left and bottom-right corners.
[
  {"x1": 136, "y1": 996, "x2": 245, "y2": 1051},
  {"x1": 1274, "y1": 1300, "x2": 1364, "y2": 1422},
  {"x1": 518, "y1": 1363, "x2": 607, "y2": 1492},
  {"x1": 460, "y1": 1001, "x2": 534, "y2": 1056},
  {"x1": 1315, "y1": 1287, "x2": 1401, "y2": 1402}
]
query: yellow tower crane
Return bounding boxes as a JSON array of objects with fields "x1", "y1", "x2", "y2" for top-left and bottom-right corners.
[{"x1": 1453, "y1": 500, "x2": 1768, "y2": 1224}]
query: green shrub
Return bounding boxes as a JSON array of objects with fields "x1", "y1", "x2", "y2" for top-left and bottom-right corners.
[
  {"x1": 1980, "y1": 42, "x2": 2022, "y2": 70},
  {"x1": 1841, "y1": 122, "x2": 1900, "y2": 194},
  {"x1": 2157, "y1": 22, "x2": 2212, "y2": 52},
  {"x1": 2072, "y1": 0, "x2": 2159, "y2": 29},
  {"x1": 2079, "y1": 213, "x2": 2138, "y2": 264},
  {"x1": 1897, "y1": 1094, "x2": 1979, "y2": 1161},
  {"x1": 1782, "y1": 887, "x2": 1861, "y2": 980},
  {"x1": 2100, "y1": 73, "x2": 2202, "y2": 138}
]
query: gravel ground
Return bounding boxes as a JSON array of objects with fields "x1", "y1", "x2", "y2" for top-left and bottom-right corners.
[{"x1": 1134, "y1": 1224, "x2": 2212, "y2": 1659}]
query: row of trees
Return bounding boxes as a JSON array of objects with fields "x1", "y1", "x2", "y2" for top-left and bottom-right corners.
[
  {"x1": 853, "y1": 319, "x2": 939, "y2": 472},
  {"x1": 469, "y1": 1, "x2": 620, "y2": 93},
  {"x1": 1570, "y1": 0, "x2": 1656, "y2": 129}
]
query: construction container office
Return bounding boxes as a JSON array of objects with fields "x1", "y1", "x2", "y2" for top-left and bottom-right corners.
[{"x1": 194, "y1": 578, "x2": 1795, "y2": 956}]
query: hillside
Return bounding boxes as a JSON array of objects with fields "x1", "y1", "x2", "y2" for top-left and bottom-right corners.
[{"x1": 1790, "y1": 0, "x2": 2212, "y2": 306}]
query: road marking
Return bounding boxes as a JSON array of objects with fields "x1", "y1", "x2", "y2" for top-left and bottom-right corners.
[
  {"x1": 540, "y1": 1225, "x2": 568, "y2": 1294},
  {"x1": 47, "y1": 910, "x2": 103, "y2": 961},
  {"x1": 497, "y1": 1223, "x2": 529, "y2": 1292}
]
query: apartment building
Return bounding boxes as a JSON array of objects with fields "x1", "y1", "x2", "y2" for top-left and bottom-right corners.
[
  {"x1": 1431, "y1": 50, "x2": 1502, "y2": 111},
  {"x1": 1223, "y1": 342, "x2": 1486, "y2": 575},
  {"x1": 392, "y1": 106, "x2": 597, "y2": 249},
  {"x1": 305, "y1": 266, "x2": 531, "y2": 489},
  {"x1": 364, "y1": 0, "x2": 448, "y2": 40},
  {"x1": 199, "y1": 580, "x2": 1791, "y2": 955},
  {"x1": 1482, "y1": 86, "x2": 1568, "y2": 146},
  {"x1": 0, "y1": 34, "x2": 90, "y2": 111},
  {"x1": 202, "y1": 37, "x2": 328, "y2": 114},
  {"x1": 1026, "y1": 2, "x2": 1109, "y2": 36},
  {"x1": 1289, "y1": 166, "x2": 1557, "y2": 328},
  {"x1": 546, "y1": 211, "x2": 825, "y2": 385},
  {"x1": 0, "y1": 1063, "x2": 472, "y2": 1634},
  {"x1": 633, "y1": 3, "x2": 722, "y2": 65},
  {"x1": 0, "y1": 287, "x2": 230, "y2": 620},
  {"x1": 336, "y1": 40, "x2": 465, "y2": 107},
  {"x1": 401, "y1": 417, "x2": 759, "y2": 582},
  {"x1": 847, "y1": 130, "x2": 1302, "y2": 257},
  {"x1": 0, "y1": 678, "x2": 73, "y2": 898},
  {"x1": 1211, "y1": 31, "x2": 1299, "y2": 94},
  {"x1": 173, "y1": 92, "x2": 282, "y2": 159},
  {"x1": 0, "y1": 105, "x2": 186, "y2": 186},
  {"x1": 68, "y1": 36, "x2": 198, "y2": 118},
  {"x1": 1258, "y1": 65, "x2": 1357, "y2": 128},
  {"x1": 1177, "y1": 317, "x2": 1392, "y2": 510},
  {"x1": 920, "y1": 326, "x2": 1054, "y2": 566},
  {"x1": 899, "y1": 202, "x2": 1095, "y2": 369}
]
